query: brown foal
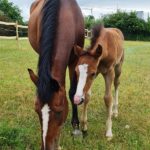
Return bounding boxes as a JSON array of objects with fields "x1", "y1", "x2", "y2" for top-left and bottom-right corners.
[{"x1": 74, "y1": 25, "x2": 124, "y2": 139}]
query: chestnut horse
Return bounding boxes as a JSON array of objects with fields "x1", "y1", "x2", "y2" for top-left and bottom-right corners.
[
  {"x1": 74, "y1": 25, "x2": 124, "y2": 140},
  {"x1": 28, "y1": 0, "x2": 84, "y2": 149}
]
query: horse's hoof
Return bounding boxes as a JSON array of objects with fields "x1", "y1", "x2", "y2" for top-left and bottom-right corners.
[
  {"x1": 113, "y1": 112, "x2": 118, "y2": 118},
  {"x1": 56, "y1": 146, "x2": 62, "y2": 150},
  {"x1": 72, "y1": 129, "x2": 82, "y2": 136},
  {"x1": 106, "y1": 132, "x2": 113, "y2": 141},
  {"x1": 82, "y1": 130, "x2": 88, "y2": 138}
]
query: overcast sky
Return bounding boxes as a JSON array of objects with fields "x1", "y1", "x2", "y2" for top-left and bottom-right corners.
[{"x1": 9, "y1": 0, "x2": 150, "y2": 21}]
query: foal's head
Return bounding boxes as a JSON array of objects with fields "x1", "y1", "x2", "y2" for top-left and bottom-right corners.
[
  {"x1": 28, "y1": 69, "x2": 68, "y2": 150},
  {"x1": 74, "y1": 44, "x2": 103, "y2": 105}
]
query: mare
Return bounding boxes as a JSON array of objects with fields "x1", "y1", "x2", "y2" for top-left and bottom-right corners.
[
  {"x1": 28, "y1": 0, "x2": 84, "y2": 149},
  {"x1": 74, "y1": 25, "x2": 124, "y2": 139}
]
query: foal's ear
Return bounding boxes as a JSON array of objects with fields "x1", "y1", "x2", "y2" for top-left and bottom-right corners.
[
  {"x1": 74, "y1": 45, "x2": 83, "y2": 56},
  {"x1": 28, "y1": 69, "x2": 38, "y2": 86},
  {"x1": 93, "y1": 44, "x2": 103, "y2": 58}
]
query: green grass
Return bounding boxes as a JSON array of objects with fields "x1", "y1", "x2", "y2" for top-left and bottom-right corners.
[{"x1": 0, "y1": 39, "x2": 150, "y2": 150}]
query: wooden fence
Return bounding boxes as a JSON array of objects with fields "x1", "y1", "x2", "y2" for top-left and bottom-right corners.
[
  {"x1": 0, "y1": 21, "x2": 92, "y2": 40},
  {"x1": 0, "y1": 21, "x2": 28, "y2": 40},
  {"x1": 85, "y1": 29, "x2": 92, "y2": 38}
]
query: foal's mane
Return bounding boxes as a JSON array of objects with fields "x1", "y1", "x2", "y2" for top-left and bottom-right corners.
[
  {"x1": 38, "y1": 0, "x2": 60, "y2": 102},
  {"x1": 89, "y1": 24, "x2": 104, "y2": 50},
  {"x1": 80, "y1": 24, "x2": 103, "y2": 57}
]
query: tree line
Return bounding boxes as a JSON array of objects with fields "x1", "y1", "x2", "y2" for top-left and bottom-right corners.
[
  {"x1": 0, "y1": 0, "x2": 150, "y2": 40},
  {"x1": 85, "y1": 11, "x2": 150, "y2": 41}
]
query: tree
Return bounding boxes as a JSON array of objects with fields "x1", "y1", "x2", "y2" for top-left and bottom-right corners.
[
  {"x1": 0, "y1": 10, "x2": 10, "y2": 21},
  {"x1": 84, "y1": 15, "x2": 103, "y2": 29},
  {"x1": 0, "y1": 0, "x2": 23, "y2": 24},
  {"x1": 103, "y1": 11, "x2": 150, "y2": 41},
  {"x1": 84, "y1": 15, "x2": 95, "y2": 29}
]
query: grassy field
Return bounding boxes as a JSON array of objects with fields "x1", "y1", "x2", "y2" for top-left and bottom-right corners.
[{"x1": 0, "y1": 39, "x2": 150, "y2": 150}]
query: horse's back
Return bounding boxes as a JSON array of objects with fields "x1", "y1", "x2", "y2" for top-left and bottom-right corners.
[
  {"x1": 58, "y1": 0, "x2": 84, "y2": 45},
  {"x1": 109, "y1": 28, "x2": 124, "y2": 40},
  {"x1": 103, "y1": 28, "x2": 124, "y2": 43},
  {"x1": 28, "y1": 0, "x2": 44, "y2": 53},
  {"x1": 28, "y1": 0, "x2": 84, "y2": 53},
  {"x1": 100, "y1": 27, "x2": 124, "y2": 66}
]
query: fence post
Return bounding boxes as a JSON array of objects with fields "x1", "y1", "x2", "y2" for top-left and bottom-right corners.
[{"x1": 16, "y1": 21, "x2": 19, "y2": 41}]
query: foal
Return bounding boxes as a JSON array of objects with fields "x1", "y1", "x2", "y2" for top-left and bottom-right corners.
[{"x1": 74, "y1": 25, "x2": 124, "y2": 139}]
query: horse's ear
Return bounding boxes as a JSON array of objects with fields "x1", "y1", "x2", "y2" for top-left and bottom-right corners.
[
  {"x1": 92, "y1": 44, "x2": 103, "y2": 58},
  {"x1": 28, "y1": 69, "x2": 38, "y2": 86},
  {"x1": 74, "y1": 45, "x2": 83, "y2": 56}
]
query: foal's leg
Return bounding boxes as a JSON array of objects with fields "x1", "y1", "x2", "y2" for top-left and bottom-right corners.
[
  {"x1": 80, "y1": 90, "x2": 91, "y2": 136},
  {"x1": 113, "y1": 63, "x2": 122, "y2": 117},
  {"x1": 103, "y1": 69, "x2": 115, "y2": 139}
]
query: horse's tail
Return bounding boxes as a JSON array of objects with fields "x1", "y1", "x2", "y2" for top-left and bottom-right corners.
[{"x1": 38, "y1": 0, "x2": 60, "y2": 102}]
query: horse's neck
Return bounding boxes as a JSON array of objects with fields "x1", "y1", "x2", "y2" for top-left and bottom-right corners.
[
  {"x1": 49, "y1": 0, "x2": 82, "y2": 86},
  {"x1": 51, "y1": 54, "x2": 68, "y2": 86},
  {"x1": 51, "y1": 47, "x2": 72, "y2": 87}
]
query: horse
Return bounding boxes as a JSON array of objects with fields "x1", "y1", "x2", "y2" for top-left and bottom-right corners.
[
  {"x1": 27, "y1": 0, "x2": 84, "y2": 149},
  {"x1": 74, "y1": 24, "x2": 124, "y2": 140}
]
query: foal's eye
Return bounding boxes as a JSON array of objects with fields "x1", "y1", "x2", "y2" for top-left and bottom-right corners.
[{"x1": 91, "y1": 72, "x2": 96, "y2": 78}]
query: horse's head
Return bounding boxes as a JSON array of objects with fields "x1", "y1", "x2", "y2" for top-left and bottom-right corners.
[
  {"x1": 74, "y1": 44, "x2": 103, "y2": 105},
  {"x1": 28, "y1": 69, "x2": 68, "y2": 150}
]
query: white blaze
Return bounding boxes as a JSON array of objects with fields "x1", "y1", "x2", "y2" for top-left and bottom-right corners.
[
  {"x1": 41, "y1": 104, "x2": 51, "y2": 149},
  {"x1": 76, "y1": 64, "x2": 88, "y2": 97}
]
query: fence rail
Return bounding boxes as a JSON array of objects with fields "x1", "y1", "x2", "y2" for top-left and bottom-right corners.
[
  {"x1": 0, "y1": 21, "x2": 92, "y2": 40},
  {"x1": 0, "y1": 21, "x2": 28, "y2": 40},
  {"x1": 85, "y1": 29, "x2": 92, "y2": 38}
]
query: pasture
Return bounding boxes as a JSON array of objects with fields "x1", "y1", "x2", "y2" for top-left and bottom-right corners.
[{"x1": 0, "y1": 39, "x2": 150, "y2": 150}]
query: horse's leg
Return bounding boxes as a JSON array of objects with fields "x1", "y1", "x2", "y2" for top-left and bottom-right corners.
[
  {"x1": 103, "y1": 68, "x2": 115, "y2": 140},
  {"x1": 68, "y1": 57, "x2": 80, "y2": 135},
  {"x1": 80, "y1": 89, "x2": 91, "y2": 137},
  {"x1": 113, "y1": 63, "x2": 122, "y2": 118}
]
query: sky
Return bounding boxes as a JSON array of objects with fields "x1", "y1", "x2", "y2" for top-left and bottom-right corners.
[{"x1": 9, "y1": 0, "x2": 150, "y2": 21}]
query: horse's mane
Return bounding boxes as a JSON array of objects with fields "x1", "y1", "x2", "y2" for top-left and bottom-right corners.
[
  {"x1": 89, "y1": 24, "x2": 104, "y2": 50},
  {"x1": 38, "y1": 0, "x2": 60, "y2": 102}
]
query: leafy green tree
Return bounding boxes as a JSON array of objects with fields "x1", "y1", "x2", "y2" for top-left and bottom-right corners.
[
  {"x1": 147, "y1": 14, "x2": 150, "y2": 33},
  {"x1": 0, "y1": 0, "x2": 23, "y2": 24},
  {"x1": 0, "y1": 10, "x2": 10, "y2": 21},
  {"x1": 84, "y1": 15, "x2": 103, "y2": 29},
  {"x1": 84, "y1": 15, "x2": 95, "y2": 29},
  {"x1": 103, "y1": 11, "x2": 150, "y2": 41}
]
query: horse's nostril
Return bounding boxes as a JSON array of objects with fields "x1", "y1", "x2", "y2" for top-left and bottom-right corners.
[{"x1": 78, "y1": 98, "x2": 84, "y2": 105}]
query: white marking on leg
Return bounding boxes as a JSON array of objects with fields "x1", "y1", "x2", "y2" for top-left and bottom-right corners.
[
  {"x1": 41, "y1": 104, "x2": 51, "y2": 149},
  {"x1": 75, "y1": 64, "x2": 88, "y2": 97},
  {"x1": 106, "y1": 118, "x2": 112, "y2": 137},
  {"x1": 106, "y1": 104, "x2": 113, "y2": 138},
  {"x1": 113, "y1": 89, "x2": 119, "y2": 117}
]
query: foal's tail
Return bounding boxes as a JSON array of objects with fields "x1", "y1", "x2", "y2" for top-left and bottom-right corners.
[{"x1": 37, "y1": 0, "x2": 60, "y2": 102}]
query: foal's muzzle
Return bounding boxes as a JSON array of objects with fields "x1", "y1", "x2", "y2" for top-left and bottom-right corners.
[{"x1": 74, "y1": 95, "x2": 84, "y2": 105}]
